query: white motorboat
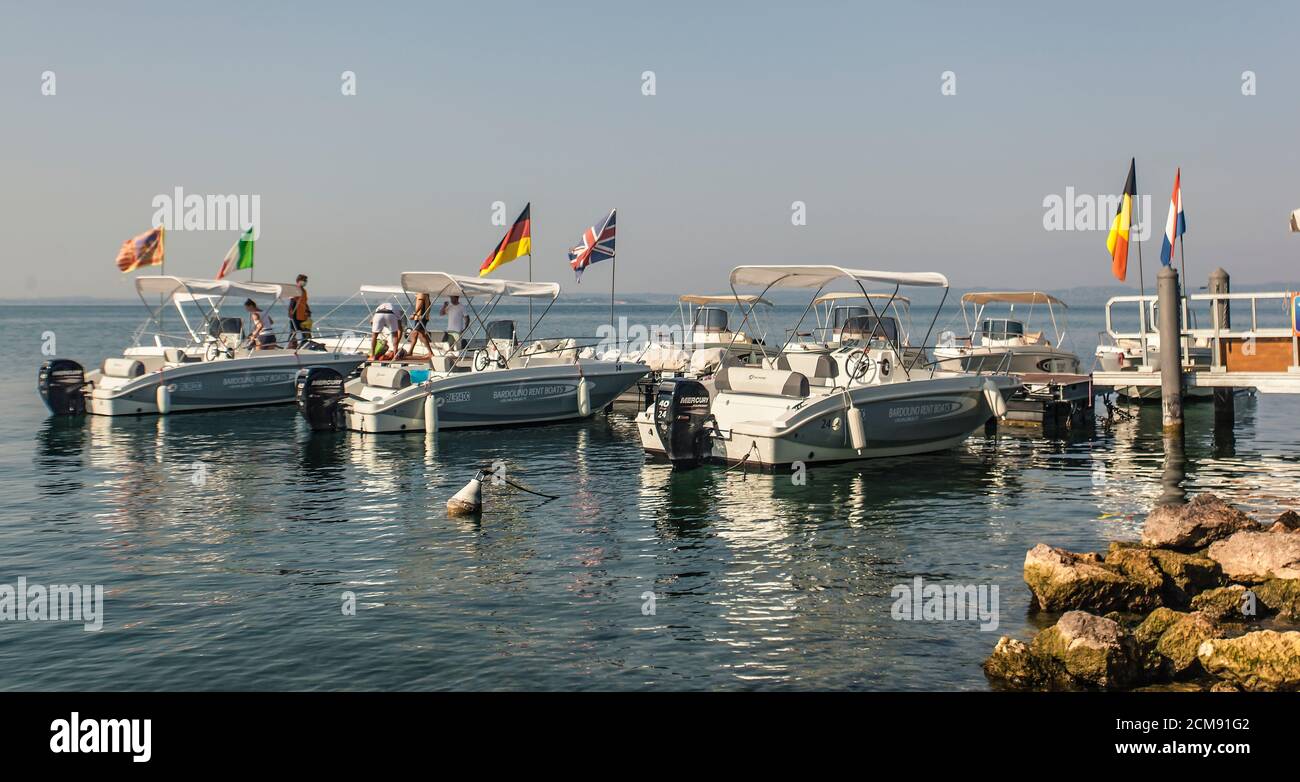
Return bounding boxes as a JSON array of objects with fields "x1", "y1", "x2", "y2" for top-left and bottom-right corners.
[
  {"x1": 1094, "y1": 295, "x2": 1213, "y2": 401},
  {"x1": 37, "y1": 276, "x2": 367, "y2": 417},
  {"x1": 635, "y1": 265, "x2": 1020, "y2": 468},
  {"x1": 296, "y1": 272, "x2": 650, "y2": 433},
  {"x1": 933, "y1": 291, "x2": 1081, "y2": 375}
]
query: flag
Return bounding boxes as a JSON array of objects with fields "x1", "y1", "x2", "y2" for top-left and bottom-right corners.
[
  {"x1": 1290, "y1": 209, "x2": 1300, "y2": 232},
  {"x1": 115, "y1": 226, "x2": 165, "y2": 273},
  {"x1": 1159, "y1": 168, "x2": 1186, "y2": 267},
  {"x1": 479, "y1": 204, "x2": 531, "y2": 277},
  {"x1": 216, "y1": 226, "x2": 255, "y2": 279},
  {"x1": 1106, "y1": 158, "x2": 1137, "y2": 281},
  {"x1": 568, "y1": 209, "x2": 617, "y2": 281}
]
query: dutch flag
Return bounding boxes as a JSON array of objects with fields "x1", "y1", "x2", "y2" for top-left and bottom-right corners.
[{"x1": 1160, "y1": 168, "x2": 1186, "y2": 267}]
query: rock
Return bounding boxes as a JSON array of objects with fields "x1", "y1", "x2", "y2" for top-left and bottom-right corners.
[
  {"x1": 1206, "y1": 531, "x2": 1300, "y2": 581},
  {"x1": 1209, "y1": 680, "x2": 1239, "y2": 692},
  {"x1": 1133, "y1": 608, "x2": 1220, "y2": 679},
  {"x1": 983, "y1": 637, "x2": 1051, "y2": 689},
  {"x1": 1274, "y1": 510, "x2": 1300, "y2": 531},
  {"x1": 1191, "y1": 585, "x2": 1251, "y2": 621},
  {"x1": 1148, "y1": 548, "x2": 1224, "y2": 602},
  {"x1": 1141, "y1": 494, "x2": 1257, "y2": 550},
  {"x1": 1024, "y1": 544, "x2": 1159, "y2": 613},
  {"x1": 1252, "y1": 578, "x2": 1300, "y2": 619},
  {"x1": 1030, "y1": 611, "x2": 1142, "y2": 689},
  {"x1": 1198, "y1": 631, "x2": 1300, "y2": 691}
]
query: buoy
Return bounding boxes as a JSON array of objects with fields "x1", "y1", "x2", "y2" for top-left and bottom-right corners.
[
  {"x1": 576, "y1": 378, "x2": 591, "y2": 417},
  {"x1": 156, "y1": 383, "x2": 172, "y2": 415},
  {"x1": 424, "y1": 393, "x2": 438, "y2": 434},
  {"x1": 846, "y1": 404, "x2": 868, "y2": 452},
  {"x1": 983, "y1": 379, "x2": 1007, "y2": 418},
  {"x1": 446, "y1": 473, "x2": 483, "y2": 516}
]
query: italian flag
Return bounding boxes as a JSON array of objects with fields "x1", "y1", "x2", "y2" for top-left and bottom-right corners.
[{"x1": 216, "y1": 226, "x2": 255, "y2": 279}]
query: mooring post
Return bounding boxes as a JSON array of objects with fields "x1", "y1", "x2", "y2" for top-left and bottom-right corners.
[
  {"x1": 1157, "y1": 266, "x2": 1183, "y2": 431},
  {"x1": 1209, "y1": 267, "x2": 1234, "y2": 424}
]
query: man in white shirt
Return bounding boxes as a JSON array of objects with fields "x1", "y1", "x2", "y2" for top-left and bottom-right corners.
[
  {"x1": 440, "y1": 295, "x2": 468, "y2": 346},
  {"x1": 370, "y1": 302, "x2": 403, "y2": 359}
]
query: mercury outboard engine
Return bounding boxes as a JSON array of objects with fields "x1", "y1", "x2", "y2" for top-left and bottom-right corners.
[
  {"x1": 37, "y1": 359, "x2": 87, "y2": 416},
  {"x1": 296, "y1": 366, "x2": 346, "y2": 431},
  {"x1": 653, "y1": 378, "x2": 714, "y2": 469}
]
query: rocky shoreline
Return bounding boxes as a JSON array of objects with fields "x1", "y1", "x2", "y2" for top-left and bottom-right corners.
[{"x1": 984, "y1": 494, "x2": 1300, "y2": 691}]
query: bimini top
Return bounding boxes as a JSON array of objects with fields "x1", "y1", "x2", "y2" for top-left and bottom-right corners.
[
  {"x1": 400, "y1": 271, "x2": 560, "y2": 300},
  {"x1": 359, "y1": 284, "x2": 406, "y2": 296},
  {"x1": 134, "y1": 276, "x2": 288, "y2": 302},
  {"x1": 678, "y1": 293, "x2": 773, "y2": 306},
  {"x1": 730, "y1": 265, "x2": 949, "y2": 290},
  {"x1": 961, "y1": 291, "x2": 1066, "y2": 307},
  {"x1": 813, "y1": 291, "x2": 912, "y2": 306}
]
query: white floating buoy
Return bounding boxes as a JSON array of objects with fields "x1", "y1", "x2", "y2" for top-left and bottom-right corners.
[
  {"x1": 424, "y1": 393, "x2": 438, "y2": 434},
  {"x1": 446, "y1": 474, "x2": 483, "y2": 516},
  {"x1": 156, "y1": 383, "x2": 172, "y2": 415},
  {"x1": 576, "y1": 378, "x2": 591, "y2": 417},
  {"x1": 983, "y1": 379, "x2": 1008, "y2": 419},
  {"x1": 846, "y1": 404, "x2": 868, "y2": 452}
]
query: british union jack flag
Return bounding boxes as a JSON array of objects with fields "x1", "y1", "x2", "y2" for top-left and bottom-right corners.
[{"x1": 568, "y1": 208, "x2": 616, "y2": 281}]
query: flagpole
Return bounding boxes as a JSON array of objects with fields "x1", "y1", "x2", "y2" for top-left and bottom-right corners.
[
  {"x1": 611, "y1": 257, "x2": 617, "y2": 352},
  {"x1": 1134, "y1": 166, "x2": 1149, "y2": 365}
]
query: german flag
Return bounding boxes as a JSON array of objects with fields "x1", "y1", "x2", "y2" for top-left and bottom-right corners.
[
  {"x1": 479, "y1": 203, "x2": 531, "y2": 277},
  {"x1": 1106, "y1": 159, "x2": 1136, "y2": 281}
]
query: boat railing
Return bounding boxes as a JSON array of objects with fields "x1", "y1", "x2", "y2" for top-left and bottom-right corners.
[{"x1": 1103, "y1": 290, "x2": 1299, "y2": 372}]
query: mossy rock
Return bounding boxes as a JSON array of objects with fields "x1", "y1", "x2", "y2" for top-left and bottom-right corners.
[
  {"x1": 1252, "y1": 579, "x2": 1300, "y2": 619},
  {"x1": 1030, "y1": 611, "x2": 1141, "y2": 689},
  {"x1": 1191, "y1": 585, "x2": 1252, "y2": 622},
  {"x1": 1198, "y1": 631, "x2": 1300, "y2": 691}
]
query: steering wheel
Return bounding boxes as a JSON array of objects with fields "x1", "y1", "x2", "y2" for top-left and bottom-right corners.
[
  {"x1": 473, "y1": 349, "x2": 490, "y2": 372},
  {"x1": 845, "y1": 350, "x2": 876, "y2": 383},
  {"x1": 204, "y1": 342, "x2": 231, "y2": 362}
]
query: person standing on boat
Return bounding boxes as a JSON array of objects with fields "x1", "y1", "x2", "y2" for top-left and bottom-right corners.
[
  {"x1": 287, "y1": 274, "x2": 312, "y2": 348},
  {"x1": 369, "y1": 302, "x2": 403, "y2": 360},
  {"x1": 440, "y1": 294, "x2": 467, "y2": 348},
  {"x1": 244, "y1": 299, "x2": 277, "y2": 350},
  {"x1": 401, "y1": 291, "x2": 434, "y2": 360}
]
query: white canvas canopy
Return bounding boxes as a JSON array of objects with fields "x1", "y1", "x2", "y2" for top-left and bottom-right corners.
[
  {"x1": 961, "y1": 291, "x2": 1066, "y2": 307},
  {"x1": 678, "y1": 293, "x2": 773, "y2": 306},
  {"x1": 729, "y1": 265, "x2": 948, "y2": 290},
  {"x1": 134, "y1": 276, "x2": 288, "y2": 302},
  {"x1": 400, "y1": 272, "x2": 559, "y2": 300},
  {"x1": 813, "y1": 292, "x2": 912, "y2": 306}
]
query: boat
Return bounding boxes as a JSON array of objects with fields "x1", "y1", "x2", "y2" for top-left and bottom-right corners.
[
  {"x1": 933, "y1": 291, "x2": 1081, "y2": 375},
  {"x1": 296, "y1": 272, "x2": 651, "y2": 433},
  {"x1": 1094, "y1": 294, "x2": 1214, "y2": 401},
  {"x1": 37, "y1": 276, "x2": 367, "y2": 417},
  {"x1": 785, "y1": 291, "x2": 930, "y2": 368},
  {"x1": 635, "y1": 265, "x2": 1020, "y2": 468},
  {"x1": 610, "y1": 293, "x2": 773, "y2": 407}
]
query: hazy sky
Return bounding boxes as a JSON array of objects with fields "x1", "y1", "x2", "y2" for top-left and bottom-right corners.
[{"x1": 3, "y1": 1, "x2": 1298, "y2": 298}]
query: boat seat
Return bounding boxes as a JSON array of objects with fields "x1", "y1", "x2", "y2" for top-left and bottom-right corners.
[
  {"x1": 715, "y1": 367, "x2": 809, "y2": 398},
  {"x1": 102, "y1": 358, "x2": 146, "y2": 378},
  {"x1": 361, "y1": 365, "x2": 411, "y2": 390}
]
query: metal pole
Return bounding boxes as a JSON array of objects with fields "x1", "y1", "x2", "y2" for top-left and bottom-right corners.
[
  {"x1": 1157, "y1": 265, "x2": 1183, "y2": 431},
  {"x1": 610, "y1": 257, "x2": 617, "y2": 352},
  {"x1": 1209, "y1": 267, "x2": 1233, "y2": 424}
]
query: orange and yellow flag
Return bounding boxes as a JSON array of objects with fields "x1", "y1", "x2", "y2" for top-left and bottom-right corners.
[
  {"x1": 1106, "y1": 159, "x2": 1136, "y2": 281},
  {"x1": 479, "y1": 204, "x2": 531, "y2": 277},
  {"x1": 116, "y1": 226, "x2": 166, "y2": 273}
]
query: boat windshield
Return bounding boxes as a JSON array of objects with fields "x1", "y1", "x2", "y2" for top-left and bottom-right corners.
[
  {"x1": 485, "y1": 320, "x2": 516, "y2": 341},
  {"x1": 841, "y1": 315, "x2": 900, "y2": 345},
  {"x1": 692, "y1": 307, "x2": 729, "y2": 332},
  {"x1": 981, "y1": 319, "x2": 1025, "y2": 340},
  {"x1": 831, "y1": 306, "x2": 870, "y2": 329}
]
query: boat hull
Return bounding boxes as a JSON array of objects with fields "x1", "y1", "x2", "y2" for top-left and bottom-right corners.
[
  {"x1": 343, "y1": 361, "x2": 650, "y2": 433},
  {"x1": 87, "y1": 353, "x2": 366, "y2": 416}
]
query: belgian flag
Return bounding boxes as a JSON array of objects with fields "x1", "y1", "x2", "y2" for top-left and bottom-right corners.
[
  {"x1": 479, "y1": 203, "x2": 531, "y2": 277},
  {"x1": 1106, "y1": 159, "x2": 1136, "y2": 281}
]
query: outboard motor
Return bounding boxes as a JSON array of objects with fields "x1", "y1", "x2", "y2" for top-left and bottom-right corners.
[
  {"x1": 652, "y1": 378, "x2": 714, "y2": 469},
  {"x1": 37, "y1": 359, "x2": 87, "y2": 416},
  {"x1": 296, "y1": 366, "x2": 346, "y2": 431}
]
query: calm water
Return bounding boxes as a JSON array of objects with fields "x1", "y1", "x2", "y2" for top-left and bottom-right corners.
[{"x1": 2, "y1": 302, "x2": 1298, "y2": 690}]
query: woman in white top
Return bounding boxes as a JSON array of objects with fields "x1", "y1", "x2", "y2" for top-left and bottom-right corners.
[{"x1": 244, "y1": 299, "x2": 276, "y2": 350}]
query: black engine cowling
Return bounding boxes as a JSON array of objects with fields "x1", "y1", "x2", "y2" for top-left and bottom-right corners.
[
  {"x1": 653, "y1": 378, "x2": 714, "y2": 469},
  {"x1": 296, "y1": 366, "x2": 346, "y2": 431},
  {"x1": 38, "y1": 359, "x2": 87, "y2": 416}
]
